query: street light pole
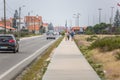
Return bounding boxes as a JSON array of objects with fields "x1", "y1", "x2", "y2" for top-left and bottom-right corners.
[
  {"x1": 77, "y1": 13, "x2": 80, "y2": 26},
  {"x1": 110, "y1": 7, "x2": 114, "y2": 34},
  {"x1": 27, "y1": 11, "x2": 33, "y2": 33},
  {"x1": 73, "y1": 13, "x2": 80, "y2": 26},
  {"x1": 18, "y1": 7, "x2": 21, "y2": 39},
  {"x1": 34, "y1": 17, "x2": 35, "y2": 34},
  {"x1": 110, "y1": 7, "x2": 114, "y2": 24},
  {"x1": 98, "y1": 8, "x2": 102, "y2": 24},
  {"x1": 18, "y1": 5, "x2": 25, "y2": 39},
  {"x1": 3, "y1": 0, "x2": 6, "y2": 34},
  {"x1": 28, "y1": 12, "x2": 30, "y2": 27}
]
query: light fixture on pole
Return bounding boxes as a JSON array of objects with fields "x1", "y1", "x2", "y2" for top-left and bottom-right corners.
[
  {"x1": 33, "y1": 16, "x2": 36, "y2": 34},
  {"x1": 18, "y1": 5, "x2": 25, "y2": 39},
  {"x1": 73, "y1": 13, "x2": 80, "y2": 27},
  {"x1": 3, "y1": 0, "x2": 6, "y2": 34},
  {"x1": 98, "y1": 8, "x2": 102, "y2": 24},
  {"x1": 27, "y1": 11, "x2": 33, "y2": 33},
  {"x1": 110, "y1": 7, "x2": 114, "y2": 33},
  {"x1": 110, "y1": 7, "x2": 114, "y2": 24}
]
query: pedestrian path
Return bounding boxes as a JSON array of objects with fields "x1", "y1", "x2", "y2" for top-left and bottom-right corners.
[{"x1": 42, "y1": 38, "x2": 101, "y2": 80}]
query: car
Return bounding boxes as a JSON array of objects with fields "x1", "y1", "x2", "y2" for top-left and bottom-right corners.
[
  {"x1": 46, "y1": 31, "x2": 56, "y2": 39},
  {"x1": 0, "y1": 34, "x2": 19, "y2": 53}
]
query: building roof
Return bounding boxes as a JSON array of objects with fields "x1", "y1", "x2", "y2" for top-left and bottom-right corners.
[
  {"x1": 43, "y1": 23, "x2": 48, "y2": 27},
  {"x1": 0, "y1": 24, "x2": 15, "y2": 30}
]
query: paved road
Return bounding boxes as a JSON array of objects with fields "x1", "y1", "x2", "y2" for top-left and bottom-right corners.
[{"x1": 0, "y1": 35, "x2": 55, "y2": 80}]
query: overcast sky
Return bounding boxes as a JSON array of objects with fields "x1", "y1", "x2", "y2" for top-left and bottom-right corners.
[{"x1": 0, "y1": 0, "x2": 120, "y2": 27}]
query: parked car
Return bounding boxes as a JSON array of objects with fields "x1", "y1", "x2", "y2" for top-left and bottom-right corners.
[
  {"x1": 0, "y1": 34, "x2": 19, "y2": 53},
  {"x1": 46, "y1": 31, "x2": 56, "y2": 39}
]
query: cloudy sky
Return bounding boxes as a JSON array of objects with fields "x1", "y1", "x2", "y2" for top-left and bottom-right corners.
[{"x1": 0, "y1": 0, "x2": 120, "y2": 27}]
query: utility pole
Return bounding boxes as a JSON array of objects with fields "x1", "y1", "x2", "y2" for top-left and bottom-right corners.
[
  {"x1": 73, "y1": 13, "x2": 80, "y2": 26},
  {"x1": 18, "y1": 7, "x2": 21, "y2": 39},
  {"x1": 88, "y1": 15, "x2": 89, "y2": 26},
  {"x1": 28, "y1": 12, "x2": 30, "y2": 33},
  {"x1": 98, "y1": 8, "x2": 102, "y2": 24},
  {"x1": 77, "y1": 13, "x2": 80, "y2": 26},
  {"x1": 34, "y1": 16, "x2": 35, "y2": 34},
  {"x1": 3, "y1": 0, "x2": 6, "y2": 34},
  {"x1": 18, "y1": 5, "x2": 25, "y2": 38},
  {"x1": 28, "y1": 12, "x2": 30, "y2": 26},
  {"x1": 110, "y1": 7, "x2": 114, "y2": 34}
]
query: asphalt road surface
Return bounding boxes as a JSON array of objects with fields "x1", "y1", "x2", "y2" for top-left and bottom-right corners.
[{"x1": 0, "y1": 35, "x2": 56, "y2": 80}]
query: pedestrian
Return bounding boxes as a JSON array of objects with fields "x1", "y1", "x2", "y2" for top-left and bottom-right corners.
[
  {"x1": 70, "y1": 30, "x2": 75, "y2": 41},
  {"x1": 67, "y1": 32, "x2": 70, "y2": 40},
  {"x1": 65, "y1": 31, "x2": 70, "y2": 41}
]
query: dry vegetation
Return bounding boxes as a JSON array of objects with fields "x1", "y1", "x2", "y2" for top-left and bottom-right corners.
[
  {"x1": 15, "y1": 37, "x2": 63, "y2": 80},
  {"x1": 74, "y1": 35, "x2": 120, "y2": 80}
]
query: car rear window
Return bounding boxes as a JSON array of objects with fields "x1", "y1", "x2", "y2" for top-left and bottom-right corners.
[{"x1": 0, "y1": 36, "x2": 13, "y2": 42}]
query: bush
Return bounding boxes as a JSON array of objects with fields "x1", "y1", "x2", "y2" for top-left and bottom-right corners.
[
  {"x1": 60, "y1": 31, "x2": 65, "y2": 36},
  {"x1": 115, "y1": 52, "x2": 120, "y2": 60},
  {"x1": 90, "y1": 36, "x2": 120, "y2": 51},
  {"x1": 86, "y1": 35, "x2": 98, "y2": 42}
]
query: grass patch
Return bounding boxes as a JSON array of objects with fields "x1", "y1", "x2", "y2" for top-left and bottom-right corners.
[
  {"x1": 114, "y1": 50, "x2": 120, "y2": 60},
  {"x1": 74, "y1": 35, "x2": 105, "y2": 80},
  {"x1": 15, "y1": 37, "x2": 63, "y2": 80},
  {"x1": 86, "y1": 35, "x2": 99, "y2": 42},
  {"x1": 90, "y1": 36, "x2": 120, "y2": 51},
  {"x1": 75, "y1": 35, "x2": 120, "y2": 80}
]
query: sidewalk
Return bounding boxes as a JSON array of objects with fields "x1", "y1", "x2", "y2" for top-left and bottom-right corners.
[{"x1": 42, "y1": 38, "x2": 101, "y2": 80}]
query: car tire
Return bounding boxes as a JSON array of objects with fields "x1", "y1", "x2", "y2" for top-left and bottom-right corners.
[
  {"x1": 16, "y1": 48, "x2": 19, "y2": 52},
  {"x1": 13, "y1": 49, "x2": 17, "y2": 53}
]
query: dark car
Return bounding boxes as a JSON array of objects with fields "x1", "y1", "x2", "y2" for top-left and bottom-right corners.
[{"x1": 0, "y1": 34, "x2": 19, "y2": 53}]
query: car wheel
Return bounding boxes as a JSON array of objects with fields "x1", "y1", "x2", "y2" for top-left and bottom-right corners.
[
  {"x1": 13, "y1": 49, "x2": 17, "y2": 53},
  {"x1": 16, "y1": 48, "x2": 19, "y2": 52}
]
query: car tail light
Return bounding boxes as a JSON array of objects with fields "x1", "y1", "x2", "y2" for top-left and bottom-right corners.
[{"x1": 9, "y1": 39, "x2": 15, "y2": 43}]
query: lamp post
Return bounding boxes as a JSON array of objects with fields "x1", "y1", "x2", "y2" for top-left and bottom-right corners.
[
  {"x1": 110, "y1": 7, "x2": 114, "y2": 34},
  {"x1": 28, "y1": 11, "x2": 33, "y2": 33},
  {"x1": 98, "y1": 8, "x2": 102, "y2": 24},
  {"x1": 18, "y1": 7, "x2": 21, "y2": 39},
  {"x1": 28, "y1": 12, "x2": 30, "y2": 31},
  {"x1": 3, "y1": 0, "x2": 6, "y2": 34},
  {"x1": 18, "y1": 5, "x2": 25, "y2": 39},
  {"x1": 36, "y1": 15, "x2": 41, "y2": 34},
  {"x1": 73, "y1": 13, "x2": 80, "y2": 26},
  {"x1": 34, "y1": 16, "x2": 35, "y2": 34}
]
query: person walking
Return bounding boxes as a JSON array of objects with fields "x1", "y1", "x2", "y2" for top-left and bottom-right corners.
[
  {"x1": 65, "y1": 31, "x2": 70, "y2": 41},
  {"x1": 70, "y1": 30, "x2": 75, "y2": 41},
  {"x1": 67, "y1": 32, "x2": 70, "y2": 40}
]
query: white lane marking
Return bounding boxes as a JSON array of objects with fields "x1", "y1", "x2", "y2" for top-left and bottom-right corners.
[
  {"x1": 0, "y1": 40, "x2": 54, "y2": 80},
  {"x1": 20, "y1": 35, "x2": 43, "y2": 41}
]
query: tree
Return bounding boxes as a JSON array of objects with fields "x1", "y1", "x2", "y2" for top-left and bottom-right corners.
[
  {"x1": 85, "y1": 26, "x2": 94, "y2": 35},
  {"x1": 48, "y1": 23, "x2": 54, "y2": 30},
  {"x1": 13, "y1": 10, "x2": 19, "y2": 28},
  {"x1": 93, "y1": 23, "x2": 109, "y2": 34},
  {"x1": 114, "y1": 9, "x2": 120, "y2": 27}
]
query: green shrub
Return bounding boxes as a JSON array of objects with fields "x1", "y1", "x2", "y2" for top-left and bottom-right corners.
[
  {"x1": 15, "y1": 37, "x2": 63, "y2": 80},
  {"x1": 60, "y1": 31, "x2": 65, "y2": 36},
  {"x1": 115, "y1": 52, "x2": 120, "y2": 60},
  {"x1": 86, "y1": 35, "x2": 98, "y2": 42},
  {"x1": 90, "y1": 36, "x2": 120, "y2": 51}
]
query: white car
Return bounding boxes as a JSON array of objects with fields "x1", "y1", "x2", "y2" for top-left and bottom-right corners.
[{"x1": 46, "y1": 31, "x2": 56, "y2": 39}]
